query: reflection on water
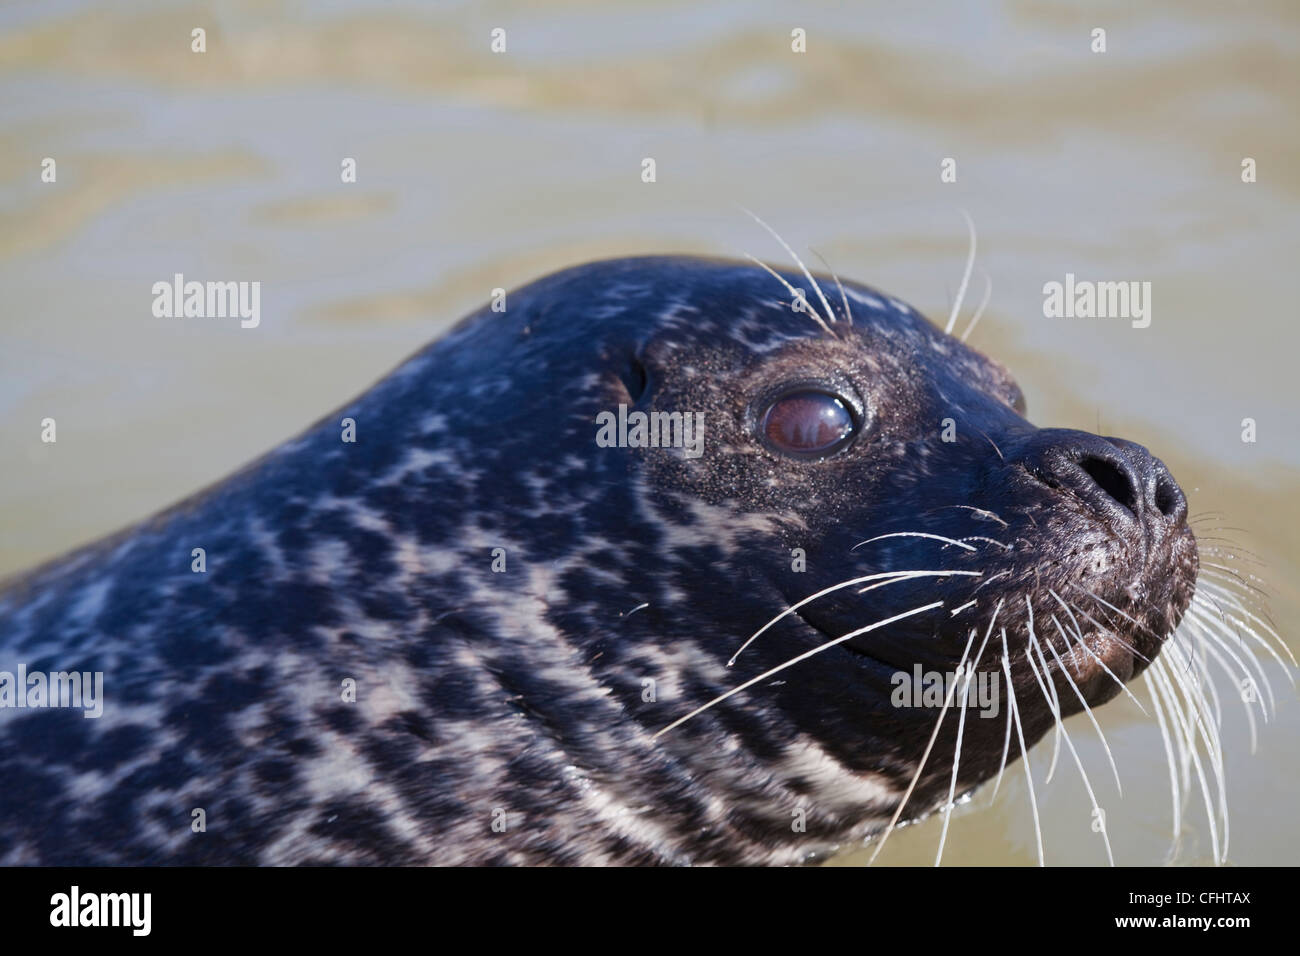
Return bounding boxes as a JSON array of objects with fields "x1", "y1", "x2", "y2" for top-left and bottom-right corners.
[{"x1": 1, "y1": 0, "x2": 1296, "y2": 864}]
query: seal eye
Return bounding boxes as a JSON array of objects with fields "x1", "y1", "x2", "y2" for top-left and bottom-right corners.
[{"x1": 760, "y1": 391, "x2": 856, "y2": 457}]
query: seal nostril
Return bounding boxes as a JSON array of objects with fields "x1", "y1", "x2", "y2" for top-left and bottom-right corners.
[
  {"x1": 1153, "y1": 471, "x2": 1186, "y2": 523},
  {"x1": 1079, "y1": 456, "x2": 1137, "y2": 515},
  {"x1": 1154, "y1": 480, "x2": 1174, "y2": 517}
]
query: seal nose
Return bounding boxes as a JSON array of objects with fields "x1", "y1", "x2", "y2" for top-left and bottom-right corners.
[
  {"x1": 1101, "y1": 436, "x2": 1188, "y2": 525},
  {"x1": 1016, "y1": 429, "x2": 1188, "y2": 529}
]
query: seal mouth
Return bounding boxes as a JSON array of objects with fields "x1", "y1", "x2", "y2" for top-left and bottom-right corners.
[
  {"x1": 791, "y1": 605, "x2": 898, "y2": 671},
  {"x1": 789, "y1": 596, "x2": 957, "y2": 675},
  {"x1": 1054, "y1": 563, "x2": 1196, "y2": 706},
  {"x1": 1070, "y1": 628, "x2": 1145, "y2": 698},
  {"x1": 778, "y1": 514, "x2": 1199, "y2": 718}
]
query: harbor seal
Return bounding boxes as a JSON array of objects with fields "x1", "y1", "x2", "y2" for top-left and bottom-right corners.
[{"x1": 0, "y1": 255, "x2": 1203, "y2": 865}]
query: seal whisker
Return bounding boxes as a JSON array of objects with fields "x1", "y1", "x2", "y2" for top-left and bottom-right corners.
[
  {"x1": 1191, "y1": 629, "x2": 1227, "y2": 734},
  {"x1": 1156, "y1": 650, "x2": 1228, "y2": 862},
  {"x1": 1197, "y1": 570, "x2": 1274, "y2": 615},
  {"x1": 1199, "y1": 562, "x2": 1272, "y2": 600},
  {"x1": 1188, "y1": 597, "x2": 1274, "y2": 683},
  {"x1": 1190, "y1": 520, "x2": 1237, "y2": 535},
  {"x1": 738, "y1": 207, "x2": 839, "y2": 334},
  {"x1": 850, "y1": 531, "x2": 978, "y2": 553},
  {"x1": 1025, "y1": 634, "x2": 1115, "y2": 865},
  {"x1": 1191, "y1": 522, "x2": 1251, "y2": 535},
  {"x1": 1174, "y1": 639, "x2": 1229, "y2": 854},
  {"x1": 959, "y1": 270, "x2": 993, "y2": 343},
  {"x1": 811, "y1": 247, "x2": 853, "y2": 327},
  {"x1": 1150, "y1": 657, "x2": 1223, "y2": 863},
  {"x1": 866, "y1": 627, "x2": 976, "y2": 866},
  {"x1": 1183, "y1": 618, "x2": 1261, "y2": 753},
  {"x1": 1198, "y1": 540, "x2": 1267, "y2": 566},
  {"x1": 936, "y1": 602, "x2": 1002, "y2": 866},
  {"x1": 1165, "y1": 662, "x2": 1196, "y2": 797},
  {"x1": 935, "y1": 632, "x2": 979, "y2": 867},
  {"x1": 990, "y1": 646, "x2": 1015, "y2": 800},
  {"x1": 1145, "y1": 669, "x2": 1184, "y2": 851},
  {"x1": 944, "y1": 210, "x2": 977, "y2": 336},
  {"x1": 741, "y1": 253, "x2": 837, "y2": 338},
  {"x1": 931, "y1": 504, "x2": 1010, "y2": 528},
  {"x1": 1194, "y1": 580, "x2": 1297, "y2": 668},
  {"x1": 1000, "y1": 628, "x2": 1045, "y2": 866},
  {"x1": 1049, "y1": 592, "x2": 1150, "y2": 713},
  {"x1": 726, "y1": 569, "x2": 980, "y2": 665},
  {"x1": 941, "y1": 606, "x2": 998, "y2": 868},
  {"x1": 1059, "y1": 597, "x2": 1152, "y2": 666},
  {"x1": 972, "y1": 427, "x2": 1005, "y2": 462},
  {"x1": 1191, "y1": 593, "x2": 1293, "y2": 691},
  {"x1": 1202, "y1": 557, "x2": 1268, "y2": 583},
  {"x1": 1045, "y1": 625, "x2": 1123, "y2": 795},
  {"x1": 957, "y1": 535, "x2": 1011, "y2": 551},
  {"x1": 1025, "y1": 599, "x2": 1064, "y2": 784},
  {"x1": 1183, "y1": 607, "x2": 1275, "y2": 718},
  {"x1": 970, "y1": 569, "x2": 1013, "y2": 595},
  {"x1": 1075, "y1": 587, "x2": 1163, "y2": 643},
  {"x1": 655, "y1": 601, "x2": 944, "y2": 739}
]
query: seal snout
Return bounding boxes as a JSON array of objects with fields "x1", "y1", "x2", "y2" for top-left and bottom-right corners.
[
  {"x1": 1016, "y1": 429, "x2": 1188, "y2": 540},
  {"x1": 986, "y1": 427, "x2": 1199, "y2": 702}
]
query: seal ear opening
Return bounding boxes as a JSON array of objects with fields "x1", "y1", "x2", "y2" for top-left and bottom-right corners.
[{"x1": 618, "y1": 356, "x2": 649, "y2": 403}]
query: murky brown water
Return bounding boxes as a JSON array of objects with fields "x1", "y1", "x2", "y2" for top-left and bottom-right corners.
[{"x1": 2, "y1": 1, "x2": 1296, "y2": 865}]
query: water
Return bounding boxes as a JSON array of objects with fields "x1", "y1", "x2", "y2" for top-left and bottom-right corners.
[{"x1": 1, "y1": 0, "x2": 1296, "y2": 865}]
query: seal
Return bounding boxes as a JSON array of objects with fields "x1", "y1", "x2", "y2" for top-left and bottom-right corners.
[{"x1": 0, "y1": 254, "x2": 1211, "y2": 865}]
